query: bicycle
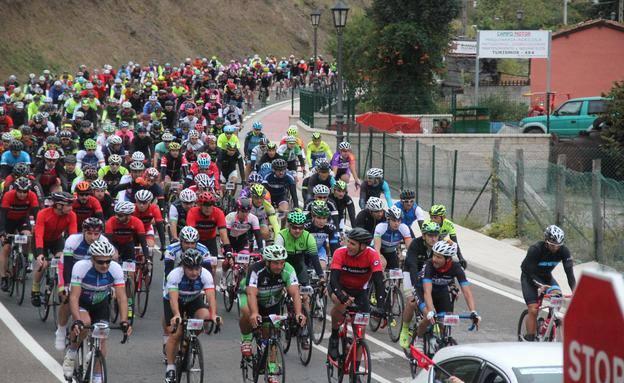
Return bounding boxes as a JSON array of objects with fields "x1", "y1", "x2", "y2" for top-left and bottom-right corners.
[
  {"x1": 326, "y1": 307, "x2": 372, "y2": 383},
  {"x1": 517, "y1": 280, "x2": 571, "y2": 342},
  {"x1": 368, "y1": 268, "x2": 404, "y2": 343},
  {"x1": 6, "y1": 233, "x2": 29, "y2": 305},
  {"x1": 38, "y1": 255, "x2": 62, "y2": 327},
  {"x1": 221, "y1": 181, "x2": 238, "y2": 214},
  {"x1": 222, "y1": 251, "x2": 261, "y2": 314},
  {"x1": 241, "y1": 314, "x2": 287, "y2": 383},
  {"x1": 134, "y1": 246, "x2": 154, "y2": 318},
  {"x1": 258, "y1": 87, "x2": 269, "y2": 107},
  {"x1": 111, "y1": 259, "x2": 137, "y2": 326},
  {"x1": 171, "y1": 317, "x2": 219, "y2": 383},
  {"x1": 281, "y1": 285, "x2": 314, "y2": 366},
  {"x1": 67, "y1": 322, "x2": 129, "y2": 383},
  {"x1": 308, "y1": 268, "x2": 328, "y2": 345}
]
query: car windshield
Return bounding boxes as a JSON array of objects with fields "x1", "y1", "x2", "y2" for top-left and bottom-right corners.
[{"x1": 513, "y1": 366, "x2": 562, "y2": 383}]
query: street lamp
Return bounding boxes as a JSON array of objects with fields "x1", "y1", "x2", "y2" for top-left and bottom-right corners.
[
  {"x1": 332, "y1": 0, "x2": 349, "y2": 146},
  {"x1": 310, "y1": 9, "x2": 321, "y2": 90},
  {"x1": 516, "y1": 9, "x2": 524, "y2": 28}
]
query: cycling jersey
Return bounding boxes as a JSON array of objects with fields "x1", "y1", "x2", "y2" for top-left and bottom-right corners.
[
  {"x1": 277, "y1": 144, "x2": 305, "y2": 170},
  {"x1": 59, "y1": 234, "x2": 111, "y2": 287},
  {"x1": 216, "y1": 150, "x2": 244, "y2": 179},
  {"x1": 306, "y1": 141, "x2": 333, "y2": 167},
  {"x1": 243, "y1": 131, "x2": 266, "y2": 158},
  {"x1": 374, "y1": 222, "x2": 411, "y2": 253},
  {"x1": 164, "y1": 266, "x2": 214, "y2": 304},
  {"x1": 133, "y1": 203, "x2": 164, "y2": 233},
  {"x1": 225, "y1": 212, "x2": 260, "y2": 238},
  {"x1": 359, "y1": 180, "x2": 392, "y2": 209},
  {"x1": 249, "y1": 145, "x2": 267, "y2": 169},
  {"x1": 417, "y1": 259, "x2": 469, "y2": 291},
  {"x1": 274, "y1": 228, "x2": 319, "y2": 284},
  {"x1": 262, "y1": 172, "x2": 298, "y2": 207},
  {"x1": 216, "y1": 132, "x2": 239, "y2": 150},
  {"x1": 0, "y1": 189, "x2": 38, "y2": 223},
  {"x1": 98, "y1": 165, "x2": 128, "y2": 189},
  {"x1": 403, "y1": 237, "x2": 432, "y2": 286},
  {"x1": 104, "y1": 215, "x2": 145, "y2": 246},
  {"x1": 249, "y1": 199, "x2": 280, "y2": 239},
  {"x1": 304, "y1": 173, "x2": 336, "y2": 201},
  {"x1": 354, "y1": 209, "x2": 385, "y2": 236},
  {"x1": 520, "y1": 241, "x2": 575, "y2": 289},
  {"x1": 72, "y1": 197, "x2": 103, "y2": 228},
  {"x1": 330, "y1": 152, "x2": 354, "y2": 172},
  {"x1": 159, "y1": 152, "x2": 184, "y2": 181},
  {"x1": 163, "y1": 242, "x2": 212, "y2": 277},
  {"x1": 240, "y1": 261, "x2": 298, "y2": 309},
  {"x1": 186, "y1": 206, "x2": 226, "y2": 241},
  {"x1": 34, "y1": 207, "x2": 78, "y2": 249},
  {"x1": 169, "y1": 201, "x2": 191, "y2": 227},
  {"x1": 329, "y1": 194, "x2": 356, "y2": 229},
  {"x1": 439, "y1": 219, "x2": 457, "y2": 238},
  {"x1": 71, "y1": 259, "x2": 124, "y2": 306},
  {"x1": 394, "y1": 201, "x2": 426, "y2": 228},
  {"x1": 304, "y1": 221, "x2": 339, "y2": 263},
  {"x1": 330, "y1": 246, "x2": 383, "y2": 291},
  {"x1": 76, "y1": 149, "x2": 105, "y2": 169},
  {"x1": 185, "y1": 162, "x2": 221, "y2": 189},
  {"x1": 0, "y1": 150, "x2": 31, "y2": 167}
]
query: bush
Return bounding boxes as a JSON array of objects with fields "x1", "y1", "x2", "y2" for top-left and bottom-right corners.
[{"x1": 479, "y1": 95, "x2": 528, "y2": 122}]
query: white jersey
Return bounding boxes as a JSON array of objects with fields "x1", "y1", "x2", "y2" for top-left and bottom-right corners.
[
  {"x1": 164, "y1": 267, "x2": 214, "y2": 303},
  {"x1": 225, "y1": 211, "x2": 260, "y2": 238}
]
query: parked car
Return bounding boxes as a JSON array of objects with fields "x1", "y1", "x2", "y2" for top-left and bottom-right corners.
[
  {"x1": 412, "y1": 342, "x2": 562, "y2": 383},
  {"x1": 519, "y1": 96, "x2": 608, "y2": 136}
]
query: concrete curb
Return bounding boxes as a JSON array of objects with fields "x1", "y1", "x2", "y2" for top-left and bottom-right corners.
[{"x1": 467, "y1": 262, "x2": 523, "y2": 291}]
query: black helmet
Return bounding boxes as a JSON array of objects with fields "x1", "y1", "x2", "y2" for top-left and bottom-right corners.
[
  {"x1": 13, "y1": 162, "x2": 31, "y2": 177},
  {"x1": 9, "y1": 140, "x2": 23, "y2": 151},
  {"x1": 400, "y1": 189, "x2": 415, "y2": 200},
  {"x1": 46, "y1": 135, "x2": 60, "y2": 145},
  {"x1": 20, "y1": 125, "x2": 32, "y2": 135},
  {"x1": 316, "y1": 159, "x2": 331, "y2": 171},
  {"x1": 82, "y1": 217, "x2": 104, "y2": 231},
  {"x1": 346, "y1": 227, "x2": 373, "y2": 244},
  {"x1": 51, "y1": 191, "x2": 74, "y2": 205},
  {"x1": 64, "y1": 154, "x2": 77, "y2": 164},
  {"x1": 181, "y1": 248, "x2": 203, "y2": 268},
  {"x1": 271, "y1": 158, "x2": 287, "y2": 171}
]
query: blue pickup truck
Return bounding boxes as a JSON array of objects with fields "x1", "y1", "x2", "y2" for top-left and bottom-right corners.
[{"x1": 519, "y1": 97, "x2": 608, "y2": 136}]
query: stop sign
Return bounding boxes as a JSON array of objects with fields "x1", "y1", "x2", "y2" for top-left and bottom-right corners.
[{"x1": 564, "y1": 269, "x2": 624, "y2": 383}]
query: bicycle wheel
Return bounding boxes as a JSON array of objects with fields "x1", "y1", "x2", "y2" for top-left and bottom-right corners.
[
  {"x1": 423, "y1": 328, "x2": 440, "y2": 358},
  {"x1": 185, "y1": 338, "x2": 204, "y2": 383},
  {"x1": 74, "y1": 342, "x2": 86, "y2": 383},
  {"x1": 223, "y1": 269, "x2": 235, "y2": 312},
  {"x1": 14, "y1": 252, "x2": 26, "y2": 305},
  {"x1": 8, "y1": 252, "x2": 16, "y2": 297},
  {"x1": 296, "y1": 307, "x2": 313, "y2": 366},
  {"x1": 136, "y1": 266, "x2": 151, "y2": 318},
  {"x1": 349, "y1": 339, "x2": 371, "y2": 383},
  {"x1": 264, "y1": 340, "x2": 285, "y2": 383},
  {"x1": 50, "y1": 277, "x2": 59, "y2": 328},
  {"x1": 387, "y1": 287, "x2": 404, "y2": 343},
  {"x1": 86, "y1": 349, "x2": 107, "y2": 383},
  {"x1": 126, "y1": 283, "x2": 135, "y2": 326},
  {"x1": 311, "y1": 292, "x2": 327, "y2": 345},
  {"x1": 367, "y1": 288, "x2": 381, "y2": 332},
  {"x1": 281, "y1": 319, "x2": 292, "y2": 354},
  {"x1": 517, "y1": 309, "x2": 536, "y2": 342},
  {"x1": 38, "y1": 272, "x2": 51, "y2": 321}
]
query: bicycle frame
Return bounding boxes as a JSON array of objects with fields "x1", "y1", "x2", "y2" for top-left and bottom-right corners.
[{"x1": 328, "y1": 310, "x2": 369, "y2": 371}]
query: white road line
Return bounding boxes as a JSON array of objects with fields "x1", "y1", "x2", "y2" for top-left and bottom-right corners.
[
  {"x1": 469, "y1": 277, "x2": 525, "y2": 304},
  {"x1": 0, "y1": 301, "x2": 65, "y2": 382},
  {"x1": 313, "y1": 343, "x2": 395, "y2": 383}
]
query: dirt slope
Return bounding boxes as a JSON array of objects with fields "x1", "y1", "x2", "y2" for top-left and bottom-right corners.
[{"x1": 0, "y1": 0, "x2": 369, "y2": 78}]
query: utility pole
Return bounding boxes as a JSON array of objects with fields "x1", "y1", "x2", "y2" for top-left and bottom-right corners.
[
  {"x1": 620, "y1": 0, "x2": 623, "y2": 23},
  {"x1": 462, "y1": 0, "x2": 468, "y2": 36},
  {"x1": 563, "y1": 0, "x2": 568, "y2": 25}
]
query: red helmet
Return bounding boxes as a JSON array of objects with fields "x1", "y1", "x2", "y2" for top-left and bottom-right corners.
[
  {"x1": 186, "y1": 108, "x2": 195, "y2": 115},
  {"x1": 197, "y1": 191, "x2": 217, "y2": 204}
]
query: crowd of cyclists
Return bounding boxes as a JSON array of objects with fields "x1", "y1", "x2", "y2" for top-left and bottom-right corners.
[{"x1": 0, "y1": 55, "x2": 577, "y2": 383}]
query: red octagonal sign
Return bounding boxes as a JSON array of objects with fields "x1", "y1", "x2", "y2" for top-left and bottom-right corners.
[{"x1": 564, "y1": 269, "x2": 624, "y2": 383}]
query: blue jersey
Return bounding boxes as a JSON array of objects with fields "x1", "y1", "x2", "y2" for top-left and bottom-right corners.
[
  {"x1": 262, "y1": 172, "x2": 295, "y2": 201},
  {"x1": 374, "y1": 222, "x2": 411, "y2": 253},
  {"x1": 0, "y1": 151, "x2": 31, "y2": 167},
  {"x1": 164, "y1": 267, "x2": 214, "y2": 303},
  {"x1": 394, "y1": 201, "x2": 426, "y2": 228},
  {"x1": 163, "y1": 242, "x2": 213, "y2": 278},
  {"x1": 63, "y1": 234, "x2": 111, "y2": 261},
  {"x1": 71, "y1": 259, "x2": 124, "y2": 305}
]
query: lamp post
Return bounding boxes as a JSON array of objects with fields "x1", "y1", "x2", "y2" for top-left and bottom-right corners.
[
  {"x1": 516, "y1": 9, "x2": 524, "y2": 29},
  {"x1": 332, "y1": 0, "x2": 349, "y2": 146},
  {"x1": 310, "y1": 9, "x2": 321, "y2": 91}
]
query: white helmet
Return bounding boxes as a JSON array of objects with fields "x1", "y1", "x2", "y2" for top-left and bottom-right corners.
[
  {"x1": 89, "y1": 240, "x2": 116, "y2": 258},
  {"x1": 312, "y1": 184, "x2": 330, "y2": 197},
  {"x1": 108, "y1": 154, "x2": 122, "y2": 165},
  {"x1": 131, "y1": 152, "x2": 146, "y2": 162},
  {"x1": 135, "y1": 189, "x2": 154, "y2": 203},
  {"x1": 365, "y1": 197, "x2": 384, "y2": 212},
  {"x1": 385, "y1": 205, "x2": 402, "y2": 220},
  {"x1": 114, "y1": 200, "x2": 135, "y2": 215},
  {"x1": 544, "y1": 225, "x2": 565, "y2": 245},
  {"x1": 179, "y1": 226, "x2": 199, "y2": 243},
  {"x1": 366, "y1": 168, "x2": 383, "y2": 179},
  {"x1": 179, "y1": 189, "x2": 197, "y2": 203},
  {"x1": 263, "y1": 245, "x2": 288, "y2": 261},
  {"x1": 122, "y1": 101, "x2": 132, "y2": 108},
  {"x1": 108, "y1": 135, "x2": 122, "y2": 145},
  {"x1": 432, "y1": 241, "x2": 457, "y2": 258},
  {"x1": 338, "y1": 141, "x2": 351, "y2": 150}
]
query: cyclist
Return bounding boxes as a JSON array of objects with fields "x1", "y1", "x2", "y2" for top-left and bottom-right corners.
[
  {"x1": 398, "y1": 220, "x2": 440, "y2": 349},
  {"x1": 520, "y1": 225, "x2": 575, "y2": 342},
  {"x1": 329, "y1": 180, "x2": 356, "y2": 230},
  {"x1": 373, "y1": 206, "x2": 412, "y2": 270},
  {"x1": 0, "y1": 177, "x2": 39, "y2": 292},
  {"x1": 216, "y1": 125, "x2": 239, "y2": 150},
  {"x1": 104, "y1": 200, "x2": 150, "y2": 265},
  {"x1": 55, "y1": 218, "x2": 112, "y2": 351},
  {"x1": 72, "y1": 181, "x2": 104, "y2": 230},
  {"x1": 35, "y1": 149, "x2": 68, "y2": 194},
  {"x1": 164, "y1": 226, "x2": 213, "y2": 279},
  {"x1": 62, "y1": 241, "x2": 131, "y2": 383},
  {"x1": 225, "y1": 198, "x2": 263, "y2": 253},
  {"x1": 410, "y1": 241, "x2": 480, "y2": 352},
  {"x1": 306, "y1": 131, "x2": 333, "y2": 169},
  {"x1": 354, "y1": 196, "x2": 386, "y2": 236},
  {"x1": 394, "y1": 189, "x2": 426, "y2": 235},
  {"x1": 304, "y1": 201, "x2": 339, "y2": 271},
  {"x1": 76, "y1": 138, "x2": 105, "y2": 169},
  {"x1": 153, "y1": 132, "x2": 174, "y2": 168},
  {"x1": 243, "y1": 121, "x2": 266, "y2": 174},
  {"x1": 277, "y1": 135, "x2": 306, "y2": 180},
  {"x1": 32, "y1": 192, "x2": 77, "y2": 307},
  {"x1": 163, "y1": 248, "x2": 219, "y2": 383},
  {"x1": 262, "y1": 158, "x2": 298, "y2": 213},
  {"x1": 303, "y1": 159, "x2": 335, "y2": 201},
  {"x1": 98, "y1": 154, "x2": 128, "y2": 190},
  {"x1": 159, "y1": 141, "x2": 184, "y2": 183},
  {"x1": 248, "y1": 137, "x2": 269, "y2": 174},
  {"x1": 304, "y1": 184, "x2": 340, "y2": 227},
  {"x1": 257, "y1": 141, "x2": 282, "y2": 171},
  {"x1": 101, "y1": 135, "x2": 128, "y2": 165},
  {"x1": 184, "y1": 152, "x2": 221, "y2": 192},
  {"x1": 429, "y1": 204, "x2": 467, "y2": 269},
  {"x1": 168, "y1": 188, "x2": 197, "y2": 242},
  {"x1": 330, "y1": 141, "x2": 360, "y2": 187},
  {"x1": 238, "y1": 245, "x2": 305, "y2": 362},
  {"x1": 216, "y1": 141, "x2": 245, "y2": 192},
  {"x1": 0, "y1": 140, "x2": 31, "y2": 178},
  {"x1": 185, "y1": 191, "x2": 231, "y2": 260},
  {"x1": 359, "y1": 168, "x2": 392, "y2": 209},
  {"x1": 90, "y1": 179, "x2": 115, "y2": 220},
  {"x1": 248, "y1": 183, "x2": 280, "y2": 242},
  {"x1": 133, "y1": 189, "x2": 166, "y2": 256},
  {"x1": 327, "y1": 227, "x2": 386, "y2": 360}
]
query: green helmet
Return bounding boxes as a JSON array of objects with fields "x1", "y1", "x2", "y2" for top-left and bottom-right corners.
[
  {"x1": 263, "y1": 245, "x2": 288, "y2": 261},
  {"x1": 429, "y1": 204, "x2": 447, "y2": 217},
  {"x1": 102, "y1": 122, "x2": 116, "y2": 133},
  {"x1": 311, "y1": 201, "x2": 330, "y2": 218},
  {"x1": 333, "y1": 180, "x2": 348, "y2": 191},
  {"x1": 421, "y1": 220, "x2": 440, "y2": 235},
  {"x1": 287, "y1": 211, "x2": 307, "y2": 225},
  {"x1": 84, "y1": 139, "x2": 97, "y2": 150},
  {"x1": 311, "y1": 132, "x2": 321, "y2": 140}
]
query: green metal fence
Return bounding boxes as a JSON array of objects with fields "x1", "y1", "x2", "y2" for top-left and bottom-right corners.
[{"x1": 299, "y1": 87, "x2": 356, "y2": 130}]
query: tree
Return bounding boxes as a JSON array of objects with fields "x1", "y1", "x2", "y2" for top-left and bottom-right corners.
[{"x1": 601, "y1": 81, "x2": 624, "y2": 178}]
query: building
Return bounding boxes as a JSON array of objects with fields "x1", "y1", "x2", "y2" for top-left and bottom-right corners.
[{"x1": 531, "y1": 19, "x2": 624, "y2": 103}]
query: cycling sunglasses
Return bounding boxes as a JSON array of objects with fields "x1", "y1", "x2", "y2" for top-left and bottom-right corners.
[{"x1": 94, "y1": 259, "x2": 112, "y2": 265}]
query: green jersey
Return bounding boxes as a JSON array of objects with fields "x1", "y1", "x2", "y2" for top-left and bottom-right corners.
[
  {"x1": 240, "y1": 261, "x2": 298, "y2": 308},
  {"x1": 274, "y1": 228, "x2": 317, "y2": 275}
]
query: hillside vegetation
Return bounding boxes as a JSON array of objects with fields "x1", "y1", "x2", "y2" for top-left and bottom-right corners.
[{"x1": 0, "y1": 0, "x2": 368, "y2": 78}]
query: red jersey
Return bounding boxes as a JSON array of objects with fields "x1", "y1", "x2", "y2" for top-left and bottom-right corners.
[
  {"x1": 186, "y1": 206, "x2": 226, "y2": 241},
  {"x1": 72, "y1": 196, "x2": 103, "y2": 227},
  {"x1": 133, "y1": 203, "x2": 163, "y2": 232},
  {"x1": 105, "y1": 215, "x2": 145, "y2": 245},
  {"x1": 188, "y1": 162, "x2": 221, "y2": 189},
  {"x1": 330, "y1": 247, "x2": 383, "y2": 291},
  {"x1": 1, "y1": 189, "x2": 38, "y2": 221},
  {"x1": 35, "y1": 208, "x2": 78, "y2": 248}
]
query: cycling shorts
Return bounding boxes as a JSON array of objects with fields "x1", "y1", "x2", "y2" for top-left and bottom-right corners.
[
  {"x1": 229, "y1": 234, "x2": 250, "y2": 253},
  {"x1": 79, "y1": 299, "x2": 110, "y2": 324},
  {"x1": 381, "y1": 250, "x2": 400, "y2": 270},
  {"x1": 335, "y1": 168, "x2": 349, "y2": 179},
  {"x1": 199, "y1": 238, "x2": 218, "y2": 260},
  {"x1": 415, "y1": 285, "x2": 454, "y2": 314},
  {"x1": 331, "y1": 287, "x2": 369, "y2": 313},
  {"x1": 163, "y1": 296, "x2": 209, "y2": 325},
  {"x1": 116, "y1": 242, "x2": 136, "y2": 262},
  {"x1": 521, "y1": 273, "x2": 560, "y2": 305},
  {"x1": 238, "y1": 293, "x2": 282, "y2": 317},
  {"x1": 43, "y1": 238, "x2": 65, "y2": 258},
  {"x1": 5, "y1": 218, "x2": 32, "y2": 236}
]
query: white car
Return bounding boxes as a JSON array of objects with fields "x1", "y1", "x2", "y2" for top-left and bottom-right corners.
[{"x1": 412, "y1": 342, "x2": 562, "y2": 383}]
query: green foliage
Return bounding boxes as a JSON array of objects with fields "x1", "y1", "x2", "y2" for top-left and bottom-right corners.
[
  {"x1": 484, "y1": 213, "x2": 517, "y2": 239},
  {"x1": 601, "y1": 81, "x2": 624, "y2": 178},
  {"x1": 479, "y1": 95, "x2": 529, "y2": 122}
]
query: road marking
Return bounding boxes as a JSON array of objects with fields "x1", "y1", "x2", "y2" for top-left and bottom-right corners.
[
  {"x1": 0, "y1": 301, "x2": 65, "y2": 382},
  {"x1": 370, "y1": 351, "x2": 394, "y2": 360},
  {"x1": 313, "y1": 343, "x2": 395, "y2": 383},
  {"x1": 396, "y1": 377, "x2": 415, "y2": 383},
  {"x1": 469, "y1": 277, "x2": 525, "y2": 304}
]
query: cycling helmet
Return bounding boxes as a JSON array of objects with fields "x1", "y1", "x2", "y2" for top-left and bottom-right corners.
[
  {"x1": 259, "y1": 137, "x2": 269, "y2": 146},
  {"x1": 271, "y1": 158, "x2": 287, "y2": 171},
  {"x1": 1, "y1": 132, "x2": 12, "y2": 142},
  {"x1": 421, "y1": 220, "x2": 441, "y2": 235},
  {"x1": 188, "y1": 130, "x2": 200, "y2": 139},
  {"x1": 129, "y1": 161, "x2": 145, "y2": 171},
  {"x1": 366, "y1": 168, "x2": 383, "y2": 179},
  {"x1": 260, "y1": 162, "x2": 273, "y2": 174},
  {"x1": 179, "y1": 188, "x2": 197, "y2": 203},
  {"x1": 88, "y1": 240, "x2": 115, "y2": 258},
  {"x1": 120, "y1": 121, "x2": 130, "y2": 129},
  {"x1": 286, "y1": 126, "x2": 298, "y2": 137},
  {"x1": 83, "y1": 167, "x2": 98, "y2": 180},
  {"x1": 131, "y1": 152, "x2": 146, "y2": 162},
  {"x1": 59, "y1": 130, "x2": 73, "y2": 139},
  {"x1": 312, "y1": 184, "x2": 330, "y2": 197},
  {"x1": 206, "y1": 134, "x2": 217, "y2": 143},
  {"x1": 266, "y1": 142, "x2": 277, "y2": 150},
  {"x1": 10, "y1": 130, "x2": 22, "y2": 140},
  {"x1": 333, "y1": 180, "x2": 348, "y2": 191},
  {"x1": 215, "y1": 117, "x2": 225, "y2": 125},
  {"x1": 51, "y1": 191, "x2": 74, "y2": 205},
  {"x1": 82, "y1": 217, "x2": 104, "y2": 231},
  {"x1": 236, "y1": 198, "x2": 252, "y2": 212},
  {"x1": 194, "y1": 173, "x2": 211, "y2": 188},
  {"x1": 114, "y1": 200, "x2": 135, "y2": 215},
  {"x1": 429, "y1": 204, "x2": 447, "y2": 217},
  {"x1": 347, "y1": 227, "x2": 373, "y2": 244},
  {"x1": 285, "y1": 135, "x2": 297, "y2": 144},
  {"x1": 315, "y1": 159, "x2": 331, "y2": 171},
  {"x1": 44, "y1": 149, "x2": 60, "y2": 160},
  {"x1": 250, "y1": 183, "x2": 267, "y2": 198},
  {"x1": 84, "y1": 139, "x2": 97, "y2": 150},
  {"x1": 197, "y1": 191, "x2": 217, "y2": 204},
  {"x1": 33, "y1": 113, "x2": 44, "y2": 123},
  {"x1": 143, "y1": 167, "x2": 159, "y2": 179},
  {"x1": 385, "y1": 205, "x2": 403, "y2": 220},
  {"x1": 365, "y1": 197, "x2": 384, "y2": 212},
  {"x1": 252, "y1": 121, "x2": 263, "y2": 130},
  {"x1": 135, "y1": 189, "x2": 154, "y2": 203},
  {"x1": 247, "y1": 172, "x2": 263, "y2": 184},
  {"x1": 311, "y1": 132, "x2": 321, "y2": 140},
  {"x1": 108, "y1": 135, "x2": 122, "y2": 145},
  {"x1": 108, "y1": 154, "x2": 123, "y2": 165},
  {"x1": 80, "y1": 120, "x2": 92, "y2": 129},
  {"x1": 20, "y1": 126, "x2": 33, "y2": 136},
  {"x1": 122, "y1": 101, "x2": 132, "y2": 108},
  {"x1": 225, "y1": 142, "x2": 238, "y2": 151},
  {"x1": 263, "y1": 245, "x2": 288, "y2": 261},
  {"x1": 223, "y1": 125, "x2": 236, "y2": 134},
  {"x1": 46, "y1": 135, "x2": 60, "y2": 145},
  {"x1": 197, "y1": 153, "x2": 211, "y2": 169},
  {"x1": 311, "y1": 201, "x2": 331, "y2": 218},
  {"x1": 13, "y1": 162, "x2": 31, "y2": 176},
  {"x1": 179, "y1": 226, "x2": 199, "y2": 243},
  {"x1": 9, "y1": 140, "x2": 23, "y2": 151},
  {"x1": 287, "y1": 211, "x2": 307, "y2": 225},
  {"x1": 168, "y1": 142, "x2": 181, "y2": 151},
  {"x1": 13, "y1": 177, "x2": 31, "y2": 191},
  {"x1": 432, "y1": 241, "x2": 457, "y2": 258},
  {"x1": 102, "y1": 123, "x2": 116, "y2": 134},
  {"x1": 162, "y1": 132, "x2": 174, "y2": 142},
  {"x1": 90, "y1": 179, "x2": 108, "y2": 190},
  {"x1": 400, "y1": 189, "x2": 415, "y2": 200},
  {"x1": 76, "y1": 181, "x2": 91, "y2": 193},
  {"x1": 544, "y1": 225, "x2": 565, "y2": 245},
  {"x1": 338, "y1": 141, "x2": 351, "y2": 150}
]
